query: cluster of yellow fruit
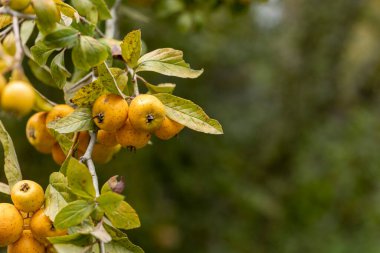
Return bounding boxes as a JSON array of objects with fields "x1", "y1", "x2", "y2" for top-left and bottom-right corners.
[
  {"x1": 25, "y1": 93, "x2": 184, "y2": 165},
  {"x1": 26, "y1": 104, "x2": 123, "y2": 165},
  {"x1": 0, "y1": 76, "x2": 35, "y2": 117},
  {"x1": 92, "y1": 93, "x2": 184, "y2": 150},
  {"x1": 0, "y1": 180, "x2": 66, "y2": 253}
]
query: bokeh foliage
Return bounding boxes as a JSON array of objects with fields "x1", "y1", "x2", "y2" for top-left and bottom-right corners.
[{"x1": 3, "y1": 0, "x2": 380, "y2": 252}]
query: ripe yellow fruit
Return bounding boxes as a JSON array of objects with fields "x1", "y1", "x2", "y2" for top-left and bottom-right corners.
[
  {"x1": 77, "y1": 131, "x2": 90, "y2": 153},
  {"x1": 3, "y1": 32, "x2": 16, "y2": 56},
  {"x1": 51, "y1": 143, "x2": 65, "y2": 165},
  {"x1": 92, "y1": 143, "x2": 121, "y2": 164},
  {"x1": 7, "y1": 230, "x2": 45, "y2": 253},
  {"x1": 4, "y1": 0, "x2": 31, "y2": 11},
  {"x1": 0, "y1": 203, "x2": 23, "y2": 247},
  {"x1": 11, "y1": 180, "x2": 45, "y2": 213},
  {"x1": 97, "y1": 130, "x2": 118, "y2": 147},
  {"x1": 46, "y1": 104, "x2": 74, "y2": 126},
  {"x1": 22, "y1": 4, "x2": 34, "y2": 14},
  {"x1": 128, "y1": 94, "x2": 165, "y2": 132},
  {"x1": 30, "y1": 209, "x2": 67, "y2": 245},
  {"x1": 26, "y1": 112, "x2": 56, "y2": 154},
  {"x1": 116, "y1": 119, "x2": 151, "y2": 149},
  {"x1": 154, "y1": 117, "x2": 184, "y2": 140},
  {"x1": 92, "y1": 94, "x2": 129, "y2": 132},
  {"x1": 1, "y1": 81, "x2": 35, "y2": 117},
  {"x1": 0, "y1": 75, "x2": 6, "y2": 100}
]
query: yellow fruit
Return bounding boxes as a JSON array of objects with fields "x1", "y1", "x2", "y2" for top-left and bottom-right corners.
[
  {"x1": 92, "y1": 94, "x2": 129, "y2": 132},
  {"x1": 0, "y1": 75, "x2": 6, "y2": 100},
  {"x1": 2, "y1": 32, "x2": 16, "y2": 56},
  {"x1": 5, "y1": 0, "x2": 31, "y2": 11},
  {"x1": 92, "y1": 143, "x2": 121, "y2": 164},
  {"x1": 22, "y1": 4, "x2": 34, "y2": 14},
  {"x1": 11, "y1": 180, "x2": 45, "y2": 213},
  {"x1": 97, "y1": 130, "x2": 118, "y2": 147},
  {"x1": 116, "y1": 119, "x2": 151, "y2": 149},
  {"x1": 30, "y1": 209, "x2": 67, "y2": 245},
  {"x1": 46, "y1": 245, "x2": 57, "y2": 253},
  {"x1": 26, "y1": 112, "x2": 56, "y2": 154},
  {"x1": 51, "y1": 143, "x2": 65, "y2": 165},
  {"x1": 46, "y1": 104, "x2": 74, "y2": 126},
  {"x1": 1, "y1": 81, "x2": 35, "y2": 117},
  {"x1": 7, "y1": 230, "x2": 45, "y2": 253},
  {"x1": 154, "y1": 117, "x2": 184, "y2": 140},
  {"x1": 128, "y1": 94, "x2": 165, "y2": 132},
  {"x1": 77, "y1": 131, "x2": 90, "y2": 152},
  {"x1": 0, "y1": 203, "x2": 23, "y2": 247}
]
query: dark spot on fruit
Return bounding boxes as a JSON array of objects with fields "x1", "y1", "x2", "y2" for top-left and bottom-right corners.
[
  {"x1": 146, "y1": 114, "x2": 154, "y2": 123},
  {"x1": 28, "y1": 128, "x2": 36, "y2": 139},
  {"x1": 20, "y1": 183, "x2": 30, "y2": 192},
  {"x1": 95, "y1": 113, "x2": 105, "y2": 123}
]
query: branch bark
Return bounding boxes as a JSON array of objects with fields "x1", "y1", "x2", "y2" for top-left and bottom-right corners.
[{"x1": 105, "y1": 0, "x2": 121, "y2": 38}]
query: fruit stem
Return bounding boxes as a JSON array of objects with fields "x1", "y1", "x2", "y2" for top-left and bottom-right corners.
[{"x1": 105, "y1": 0, "x2": 121, "y2": 38}]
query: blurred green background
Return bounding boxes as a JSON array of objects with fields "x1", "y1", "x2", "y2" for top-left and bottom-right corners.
[{"x1": 4, "y1": 0, "x2": 380, "y2": 252}]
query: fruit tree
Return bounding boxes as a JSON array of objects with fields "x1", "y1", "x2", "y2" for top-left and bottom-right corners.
[{"x1": 0, "y1": 0, "x2": 223, "y2": 252}]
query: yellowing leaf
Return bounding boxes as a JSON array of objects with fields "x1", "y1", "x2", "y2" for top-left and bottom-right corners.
[
  {"x1": 0, "y1": 13, "x2": 12, "y2": 30},
  {"x1": 70, "y1": 80, "x2": 107, "y2": 107},
  {"x1": 121, "y1": 30, "x2": 142, "y2": 68}
]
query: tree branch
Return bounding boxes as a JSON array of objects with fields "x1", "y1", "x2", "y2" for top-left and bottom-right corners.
[
  {"x1": 12, "y1": 15, "x2": 23, "y2": 69},
  {"x1": 0, "y1": 7, "x2": 36, "y2": 19},
  {"x1": 105, "y1": 0, "x2": 121, "y2": 38},
  {"x1": 79, "y1": 131, "x2": 105, "y2": 253}
]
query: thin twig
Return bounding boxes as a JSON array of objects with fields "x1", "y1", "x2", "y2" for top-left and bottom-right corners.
[
  {"x1": 0, "y1": 7, "x2": 36, "y2": 19},
  {"x1": 0, "y1": 24, "x2": 13, "y2": 39},
  {"x1": 66, "y1": 72, "x2": 95, "y2": 94},
  {"x1": 105, "y1": 0, "x2": 121, "y2": 38},
  {"x1": 12, "y1": 15, "x2": 23, "y2": 69}
]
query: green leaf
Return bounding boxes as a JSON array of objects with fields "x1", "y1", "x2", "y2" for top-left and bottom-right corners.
[
  {"x1": 54, "y1": 0, "x2": 80, "y2": 21},
  {"x1": 31, "y1": 41, "x2": 56, "y2": 66},
  {"x1": 54, "y1": 200, "x2": 96, "y2": 229},
  {"x1": 53, "y1": 243, "x2": 94, "y2": 253},
  {"x1": 44, "y1": 26, "x2": 79, "y2": 49},
  {"x1": 71, "y1": 0, "x2": 98, "y2": 24},
  {"x1": 47, "y1": 107, "x2": 94, "y2": 134},
  {"x1": 32, "y1": 0, "x2": 60, "y2": 34},
  {"x1": 97, "y1": 62, "x2": 124, "y2": 95},
  {"x1": 28, "y1": 60, "x2": 55, "y2": 86},
  {"x1": 66, "y1": 158, "x2": 96, "y2": 199},
  {"x1": 104, "y1": 224, "x2": 144, "y2": 253},
  {"x1": 121, "y1": 30, "x2": 142, "y2": 68},
  {"x1": 51, "y1": 51, "x2": 71, "y2": 89},
  {"x1": 0, "y1": 182, "x2": 10, "y2": 195},
  {"x1": 48, "y1": 233, "x2": 92, "y2": 245},
  {"x1": 44, "y1": 185, "x2": 68, "y2": 221},
  {"x1": 136, "y1": 48, "x2": 203, "y2": 78},
  {"x1": 97, "y1": 191, "x2": 124, "y2": 206},
  {"x1": 72, "y1": 36, "x2": 109, "y2": 70},
  {"x1": 154, "y1": 93, "x2": 223, "y2": 134},
  {"x1": 145, "y1": 82, "x2": 176, "y2": 94},
  {"x1": 0, "y1": 120, "x2": 22, "y2": 189},
  {"x1": 20, "y1": 20, "x2": 35, "y2": 43},
  {"x1": 49, "y1": 172, "x2": 68, "y2": 192},
  {"x1": 89, "y1": 0, "x2": 112, "y2": 20},
  {"x1": 98, "y1": 192, "x2": 140, "y2": 230}
]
